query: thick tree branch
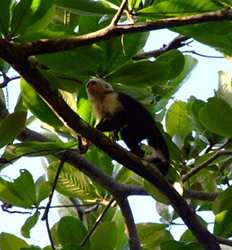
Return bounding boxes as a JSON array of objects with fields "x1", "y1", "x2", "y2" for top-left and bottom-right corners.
[
  {"x1": 0, "y1": 8, "x2": 231, "y2": 56},
  {"x1": 0, "y1": 55, "x2": 220, "y2": 249},
  {"x1": 117, "y1": 197, "x2": 141, "y2": 250},
  {"x1": 184, "y1": 189, "x2": 219, "y2": 201}
]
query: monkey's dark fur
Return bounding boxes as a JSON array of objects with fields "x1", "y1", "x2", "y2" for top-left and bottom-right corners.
[{"x1": 87, "y1": 78, "x2": 170, "y2": 175}]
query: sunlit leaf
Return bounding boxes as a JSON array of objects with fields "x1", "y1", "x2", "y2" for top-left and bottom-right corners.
[
  {"x1": 199, "y1": 97, "x2": 232, "y2": 137},
  {"x1": 20, "y1": 79, "x2": 63, "y2": 127},
  {"x1": 55, "y1": 0, "x2": 118, "y2": 16},
  {"x1": 0, "y1": 233, "x2": 29, "y2": 250},
  {"x1": 0, "y1": 111, "x2": 26, "y2": 149},
  {"x1": 0, "y1": 169, "x2": 36, "y2": 208},
  {"x1": 21, "y1": 211, "x2": 40, "y2": 238}
]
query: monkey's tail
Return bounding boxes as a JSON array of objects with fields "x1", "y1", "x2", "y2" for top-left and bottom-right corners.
[{"x1": 147, "y1": 128, "x2": 170, "y2": 175}]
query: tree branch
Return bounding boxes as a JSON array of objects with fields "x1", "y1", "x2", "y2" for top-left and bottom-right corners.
[
  {"x1": 111, "y1": 0, "x2": 128, "y2": 25},
  {"x1": 134, "y1": 35, "x2": 190, "y2": 60},
  {"x1": 182, "y1": 150, "x2": 232, "y2": 182},
  {"x1": 0, "y1": 8, "x2": 231, "y2": 56},
  {"x1": 117, "y1": 197, "x2": 141, "y2": 250},
  {"x1": 184, "y1": 189, "x2": 219, "y2": 201},
  {"x1": 3, "y1": 58, "x2": 220, "y2": 249}
]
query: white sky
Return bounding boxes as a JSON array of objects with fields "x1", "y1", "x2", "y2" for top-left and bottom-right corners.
[{"x1": 1, "y1": 29, "x2": 232, "y2": 248}]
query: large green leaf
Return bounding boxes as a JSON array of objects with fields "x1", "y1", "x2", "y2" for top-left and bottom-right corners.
[
  {"x1": 0, "y1": 111, "x2": 26, "y2": 149},
  {"x1": 213, "y1": 186, "x2": 232, "y2": 214},
  {"x1": 0, "y1": 169, "x2": 36, "y2": 208},
  {"x1": 35, "y1": 175, "x2": 51, "y2": 204},
  {"x1": 137, "y1": 223, "x2": 173, "y2": 249},
  {"x1": 0, "y1": 0, "x2": 13, "y2": 35},
  {"x1": 20, "y1": 79, "x2": 63, "y2": 127},
  {"x1": 55, "y1": 0, "x2": 118, "y2": 16},
  {"x1": 0, "y1": 233, "x2": 29, "y2": 250},
  {"x1": 100, "y1": 32, "x2": 149, "y2": 74},
  {"x1": 48, "y1": 161, "x2": 100, "y2": 201},
  {"x1": 11, "y1": 0, "x2": 54, "y2": 36},
  {"x1": 214, "y1": 209, "x2": 232, "y2": 237},
  {"x1": 138, "y1": 0, "x2": 224, "y2": 17},
  {"x1": 91, "y1": 222, "x2": 117, "y2": 250},
  {"x1": 165, "y1": 55, "x2": 198, "y2": 98},
  {"x1": 57, "y1": 216, "x2": 87, "y2": 246},
  {"x1": 137, "y1": 0, "x2": 232, "y2": 55},
  {"x1": 21, "y1": 211, "x2": 40, "y2": 238},
  {"x1": 38, "y1": 45, "x2": 103, "y2": 81},
  {"x1": 199, "y1": 97, "x2": 232, "y2": 137},
  {"x1": 165, "y1": 101, "x2": 193, "y2": 142},
  {"x1": 161, "y1": 240, "x2": 202, "y2": 250},
  {"x1": 107, "y1": 50, "x2": 185, "y2": 87}
]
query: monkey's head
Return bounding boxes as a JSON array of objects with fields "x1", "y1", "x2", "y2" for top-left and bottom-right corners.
[{"x1": 86, "y1": 77, "x2": 114, "y2": 100}]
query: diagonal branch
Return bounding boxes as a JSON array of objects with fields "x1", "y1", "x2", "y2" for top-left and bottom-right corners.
[
  {"x1": 111, "y1": 0, "x2": 128, "y2": 25},
  {"x1": 0, "y1": 8, "x2": 231, "y2": 56},
  {"x1": 1, "y1": 55, "x2": 221, "y2": 249},
  {"x1": 182, "y1": 149, "x2": 232, "y2": 182},
  {"x1": 134, "y1": 35, "x2": 190, "y2": 60}
]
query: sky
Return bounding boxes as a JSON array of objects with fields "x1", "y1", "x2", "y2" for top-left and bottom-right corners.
[{"x1": 1, "y1": 29, "x2": 232, "y2": 248}]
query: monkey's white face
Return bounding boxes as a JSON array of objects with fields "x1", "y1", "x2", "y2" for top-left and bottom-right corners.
[
  {"x1": 86, "y1": 78, "x2": 122, "y2": 122},
  {"x1": 87, "y1": 78, "x2": 113, "y2": 100}
]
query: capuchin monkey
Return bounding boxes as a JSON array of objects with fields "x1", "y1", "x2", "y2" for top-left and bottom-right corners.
[{"x1": 86, "y1": 77, "x2": 170, "y2": 175}]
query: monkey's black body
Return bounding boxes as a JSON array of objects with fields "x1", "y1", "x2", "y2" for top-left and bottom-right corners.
[{"x1": 96, "y1": 92, "x2": 170, "y2": 175}]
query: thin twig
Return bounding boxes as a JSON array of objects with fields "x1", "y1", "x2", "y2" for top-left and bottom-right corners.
[
  {"x1": 42, "y1": 159, "x2": 65, "y2": 220},
  {"x1": 1, "y1": 204, "x2": 32, "y2": 215},
  {"x1": 182, "y1": 50, "x2": 224, "y2": 58},
  {"x1": 45, "y1": 216, "x2": 55, "y2": 250},
  {"x1": 0, "y1": 74, "x2": 20, "y2": 88},
  {"x1": 111, "y1": 0, "x2": 128, "y2": 25},
  {"x1": 80, "y1": 198, "x2": 115, "y2": 247},
  {"x1": 182, "y1": 150, "x2": 232, "y2": 182},
  {"x1": 42, "y1": 159, "x2": 65, "y2": 250}
]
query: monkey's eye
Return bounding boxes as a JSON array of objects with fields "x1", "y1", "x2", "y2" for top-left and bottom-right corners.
[{"x1": 104, "y1": 84, "x2": 110, "y2": 88}]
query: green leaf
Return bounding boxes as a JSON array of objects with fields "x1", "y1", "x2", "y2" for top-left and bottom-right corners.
[
  {"x1": 0, "y1": 233, "x2": 29, "y2": 250},
  {"x1": 108, "y1": 50, "x2": 185, "y2": 87},
  {"x1": 213, "y1": 186, "x2": 232, "y2": 214},
  {"x1": 166, "y1": 55, "x2": 198, "y2": 98},
  {"x1": 57, "y1": 216, "x2": 87, "y2": 246},
  {"x1": 138, "y1": 0, "x2": 224, "y2": 17},
  {"x1": 38, "y1": 45, "x2": 103, "y2": 81},
  {"x1": 91, "y1": 222, "x2": 117, "y2": 250},
  {"x1": 137, "y1": 223, "x2": 173, "y2": 249},
  {"x1": 11, "y1": 0, "x2": 54, "y2": 36},
  {"x1": 0, "y1": 0, "x2": 13, "y2": 35},
  {"x1": 85, "y1": 146, "x2": 114, "y2": 175},
  {"x1": 48, "y1": 161, "x2": 100, "y2": 200},
  {"x1": 0, "y1": 58, "x2": 10, "y2": 73},
  {"x1": 100, "y1": 32, "x2": 149, "y2": 73},
  {"x1": 0, "y1": 169, "x2": 36, "y2": 208},
  {"x1": 35, "y1": 176, "x2": 51, "y2": 204},
  {"x1": 0, "y1": 111, "x2": 26, "y2": 149},
  {"x1": 55, "y1": 0, "x2": 118, "y2": 16},
  {"x1": 144, "y1": 180, "x2": 169, "y2": 204},
  {"x1": 165, "y1": 101, "x2": 193, "y2": 142},
  {"x1": 161, "y1": 240, "x2": 202, "y2": 250},
  {"x1": 214, "y1": 210, "x2": 232, "y2": 237},
  {"x1": 199, "y1": 97, "x2": 232, "y2": 137},
  {"x1": 20, "y1": 79, "x2": 63, "y2": 127},
  {"x1": 21, "y1": 211, "x2": 40, "y2": 238}
]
